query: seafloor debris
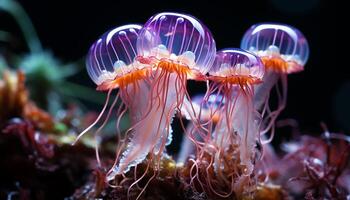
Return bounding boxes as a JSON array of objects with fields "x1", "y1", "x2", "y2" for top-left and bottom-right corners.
[{"x1": 71, "y1": 155, "x2": 290, "y2": 200}]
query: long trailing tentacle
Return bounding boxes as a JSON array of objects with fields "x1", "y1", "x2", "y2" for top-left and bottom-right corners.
[
  {"x1": 94, "y1": 92, "x2": 120, "y2": 167},
  {"x1": 126, "y1": 157, "x2": 151, "y2": 199},
  {"x1": 261, "y1": 74, "x2": 288, "y2": 143},
  {"x1": 72, "y1": 88, "x2": 113, "y2": 145}
]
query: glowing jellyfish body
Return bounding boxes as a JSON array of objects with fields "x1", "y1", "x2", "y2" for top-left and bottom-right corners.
[
  {"x1": 241, "y1": 23, "x2": 309, "y2": 142},
  {"x1": 118, "y1": 12, "x2": 216, "y2": 173},
  {"x1": 241, "y1": 23, "x2": 309, "y2": 74},
  {"x1": 137, "y1": 12, "x2": 216, "y2": 76},
  {"x1": 78, "y1": 24, "x2": 145, "y2": 147},
  {"x1": 208, "y1": 49, "x2": 264, "y2": 176},
  {"x1": 86, "y1": 25, "x2": 145, "y2": 89}
]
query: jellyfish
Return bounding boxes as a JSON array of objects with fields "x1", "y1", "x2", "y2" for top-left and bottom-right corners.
[
  {"x1": 106, "y1": 12, "x2": 216, "y2": 180},
  {"x1": 177, "y1": 94, "x2": 224, "y2": 165},
  {"x1": 73, "y1": 24, "x2": 158, "y2": 175},
  {"x1": 206, "y1": 49, "x2": 264, "y2": 195},
  {"x1": 241, "y1": 23, "x2": 309, "y2": 141}
]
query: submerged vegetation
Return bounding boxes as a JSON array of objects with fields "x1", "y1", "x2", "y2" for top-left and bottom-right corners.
[{"x1": 0, "y1": 1, "x2": 349, "y2": 200}]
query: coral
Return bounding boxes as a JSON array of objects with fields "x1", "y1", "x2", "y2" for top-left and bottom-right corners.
[{"x1": 285, "y1": 135, "x2": 350, "y2": 199}]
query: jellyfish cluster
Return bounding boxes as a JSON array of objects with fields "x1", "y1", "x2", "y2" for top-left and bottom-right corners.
[{"x1": 77, "y1": 12, "x2": 309, "y2": 198}]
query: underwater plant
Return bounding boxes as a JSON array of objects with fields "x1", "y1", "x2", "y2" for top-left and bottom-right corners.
[{"x1": 0, "y1": 0, "x2": 103, "y2": 113}]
